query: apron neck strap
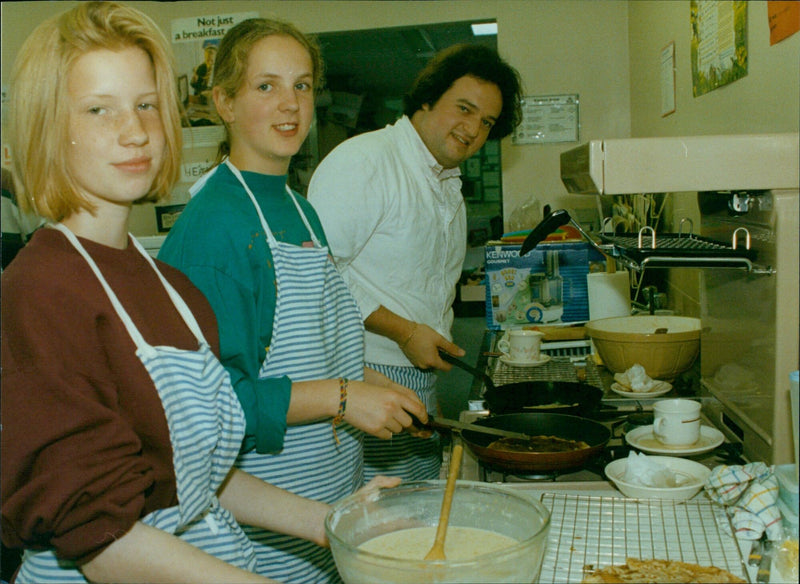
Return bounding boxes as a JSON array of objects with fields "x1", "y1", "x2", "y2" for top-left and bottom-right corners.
[
  {"x1": 49, "y1": 223, "x2": 207, "y2": 352},
  {"x1": 222, "y1": 159, "x2": 322, "y2": 248}
]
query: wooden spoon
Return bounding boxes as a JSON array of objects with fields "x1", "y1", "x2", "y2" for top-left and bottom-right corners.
[{"x1": 424, "y1": 443, "x2": 463, "y2": 561}]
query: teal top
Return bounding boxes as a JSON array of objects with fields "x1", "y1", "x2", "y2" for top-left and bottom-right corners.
[{"x1": 159, "y1": 164, "x2": 329, "y2": 453}]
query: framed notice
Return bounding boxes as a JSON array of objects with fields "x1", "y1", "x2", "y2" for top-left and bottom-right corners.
[
  {"x1": 660, "y1": 42, "x2": 676, "y2": 117},
  {"x1": 513, "y1": 94, "x2": 579, "y2": 145},
  {"x1": 156, "y1": 204, "x2": 186, "y2": 232}
]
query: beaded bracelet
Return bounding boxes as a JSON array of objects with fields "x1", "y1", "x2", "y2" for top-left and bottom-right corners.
[{"x1": 332, "y1": 377, "x2": 348, "y2": 444}]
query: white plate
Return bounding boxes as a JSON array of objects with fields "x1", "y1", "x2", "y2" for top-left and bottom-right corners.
[
  {"x1": 610, "y1": 381, "x2": 672, "y2": 398},
  {"x1": 625, "y1": 424, "x2": 725, "y2": 456},
  {"x1": 499, "y1": 354, "x2": 552, "y2": 368}
]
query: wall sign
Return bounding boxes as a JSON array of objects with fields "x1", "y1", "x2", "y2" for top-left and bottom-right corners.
[
  {"x1": 690, "y1": 0, "x2": 748, "y2": 97},
  {"x1": 512, "y1": 94, "x2": 579, "y2": 145},
  {"x1": 172, "y1": 12, "x2": 258, "y2": 126}
]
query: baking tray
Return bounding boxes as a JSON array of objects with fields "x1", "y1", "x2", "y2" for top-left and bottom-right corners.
[
  {"x1": 538, "y1": 493, "x2": 749, "y2": 583},
  {"x1": 599, "y1": 232, "x2": 757, "y2": 268}
]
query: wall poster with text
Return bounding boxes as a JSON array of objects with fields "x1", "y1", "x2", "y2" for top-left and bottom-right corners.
[
  {"x1": 171, "y1": 12, "x2": 257, "y2": 127},
  {"x1": 690, "y1": 0, "x2": 748, "y2": 97}
]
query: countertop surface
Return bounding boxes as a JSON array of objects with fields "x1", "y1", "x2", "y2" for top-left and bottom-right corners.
[{"x1": 438, "y1": 328, "x2": 791, "y2": 583}]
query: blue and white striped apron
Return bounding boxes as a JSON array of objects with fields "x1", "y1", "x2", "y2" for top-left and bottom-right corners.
[
  {"x1": 220, "y1": 161, "x2": 364, "y2": 584},
  {"x1": 15, "y1": 224, "x2": 256, "y2": 583},
  {"x1": 362, "y1": 364, "x2": 442, "y2": 482}
]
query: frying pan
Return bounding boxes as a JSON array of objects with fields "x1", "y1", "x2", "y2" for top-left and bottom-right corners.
[
  {"x1": 460, "y1": 412, "x2": 611, "y2": 472},
  {"x1": 440, "y1": 351, "x2": 602, "y2": 416}
]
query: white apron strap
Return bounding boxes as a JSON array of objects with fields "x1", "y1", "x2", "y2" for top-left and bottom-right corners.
[
  {"x1": 222, "y1": 159, "x2": 322, "y2": 249},
  {"x1": 50, "y1": 224, "x2": 206, "y2": 353}
]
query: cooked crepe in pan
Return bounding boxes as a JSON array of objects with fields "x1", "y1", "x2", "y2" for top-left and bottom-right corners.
[{"x1": 487, "y1": 435, "x2": 590, "y2": 453}]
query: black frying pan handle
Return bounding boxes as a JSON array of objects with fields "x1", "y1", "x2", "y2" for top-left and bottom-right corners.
[
  {"x1": 438, "y1": 350, "x2": 495, "y2": 392},
  {"x1": 519, "y1": 209, "x2": 572, "y2": 256}
]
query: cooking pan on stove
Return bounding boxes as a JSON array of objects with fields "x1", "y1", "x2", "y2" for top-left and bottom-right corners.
[
  {"x1": 440, "y1": 351, "x2": 603, "y2": 416},
  {"x1": 460, "y1": 413, "x2": 611, "y2": 472}
]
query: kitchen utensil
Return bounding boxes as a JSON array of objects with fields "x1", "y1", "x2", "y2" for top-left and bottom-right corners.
[
  {"x1": 604, "y1": 456, "x2": 711, "y2": 500},
  {"x1": 424, "y1": 444, "x2": 462, "y2": 560},
  {"x1": 519, "y1": 209, "x2": 573, "y2": 256},
  {"x1": 440, "y1": 350, "x2": 496, "y2": 392},
  {"x1": 325, "y1": 480, "x2": 551, "y2": 584},
  {"x1": 625, "y1": 424, "x2": 724, "y2": 456},
  {"x1": 585, "y1": 315, "x2": 701, "y2": 380},
  {"x1": 423, "y1": 416, "x2": 532, "y2": 440},
  {"x1": 459, "y1": 413, "x2": 611, "y2": 472},
  {"x1": 440, "y1": 351, "x2": 603, "y2": 416}
]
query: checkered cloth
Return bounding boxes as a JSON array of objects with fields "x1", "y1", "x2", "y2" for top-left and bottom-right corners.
[{"x1": 704, "y1": 462, "x2": 782, "y2": 540}]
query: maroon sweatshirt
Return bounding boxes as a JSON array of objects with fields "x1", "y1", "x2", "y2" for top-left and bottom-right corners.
[{"x1": 1, "y1": 228, "x2": 222, "y2": 564}]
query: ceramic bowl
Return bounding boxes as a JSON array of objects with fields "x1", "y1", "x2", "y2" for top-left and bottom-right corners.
[
  {"x1": 586, "y1": 315, "x2": 701, "y2": 380},
  {"x1": 605, "y1": 456, "x2": 710, "y2": 500}
]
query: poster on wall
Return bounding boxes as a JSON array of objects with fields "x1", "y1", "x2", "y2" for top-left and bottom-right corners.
[
  {"x1": 767, "y1": 1, "x2": 800, "y2": 45},
  {"x1": 171, "y1": 12, "x2": 257, "y2": 127},
  {"x1": 690, "y1": 0, "x2": 748, "y2": 97}
]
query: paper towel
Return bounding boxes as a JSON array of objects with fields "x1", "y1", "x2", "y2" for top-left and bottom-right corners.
[{"x1": 587, "y1": 271, "x2": 630, "y2": 320}]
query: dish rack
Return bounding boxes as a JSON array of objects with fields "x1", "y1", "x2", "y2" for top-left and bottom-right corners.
[
  {"x1": 597, "y1": 220, "x2": 764, "y2": 273},
  {"x1": 521, "y1": 209, "x2": 773, "y2": 275},
  {"x1": 538, "y1": 493, "x2": 749, "y2": 583}
]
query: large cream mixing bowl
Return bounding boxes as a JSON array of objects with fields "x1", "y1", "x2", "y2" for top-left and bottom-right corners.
[
  {"x1": 586, "y1": 315, "x2": 701, "y2": 380},
  {"x1": 325, "y1": 480, "x2": 550, "y2": 584}
]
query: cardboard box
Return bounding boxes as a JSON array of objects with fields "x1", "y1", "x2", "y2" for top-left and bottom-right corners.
[{"x1": 484, "y1": 241, "x2": 604, "y2": 330}]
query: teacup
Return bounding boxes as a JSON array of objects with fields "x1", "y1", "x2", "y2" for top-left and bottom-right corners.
[
  {"x1": 497, "y1": 329, "x2": 545, "y2": 363},
  {"x1": 653, "y1": 398, "x2": 701, "y2": 446}
]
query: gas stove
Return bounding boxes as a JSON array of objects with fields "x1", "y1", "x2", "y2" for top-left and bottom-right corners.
[
  {"x1": 449, "y1": 333, "x2": 745, "y2": 483},
  {"x1": 450, "y1": 406, "x2": 743, "y2": 484},
  {"x1": 455, "y1": 407, "x2": 632, "y2": 483}
]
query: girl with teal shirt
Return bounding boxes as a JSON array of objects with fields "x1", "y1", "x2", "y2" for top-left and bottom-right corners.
[{"x1": 159, "y1": 18, "x2": 429, "y2": 583}]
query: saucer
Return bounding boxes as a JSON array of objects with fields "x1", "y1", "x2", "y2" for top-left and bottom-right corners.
[
  {"x1": 625, "y1": 424, "x2": 725, "y2": 456},
  {"x1": 610, "y1": 381, "x2": 672, "y2": 399},
  {"x1": 499, "y1": 354, "x2": 551, "y2": 368}
]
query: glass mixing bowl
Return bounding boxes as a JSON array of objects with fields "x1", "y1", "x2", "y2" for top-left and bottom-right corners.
[{"x1": 325, "y1": 480, "x2": 551, "y2": 584}]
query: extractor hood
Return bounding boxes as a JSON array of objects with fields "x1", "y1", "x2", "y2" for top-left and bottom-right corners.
[{"x1": 560, "y1": 133, "x2": 799, "y2": 195}]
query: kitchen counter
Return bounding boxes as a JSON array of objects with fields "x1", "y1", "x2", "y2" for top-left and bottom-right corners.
[
  {"x1": 469, "y1": 329, "x2": 739, "y2": 445},
  {"x1": 440, "y1": 329, "x2": 777, "y2": 582},
  {"x1": 440, "y1": 444, "x2": 763, "y2": 583}
]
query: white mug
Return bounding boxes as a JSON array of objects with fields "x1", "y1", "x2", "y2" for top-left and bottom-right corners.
[
  {"x1": 653, "y1": 398, "x2": 701, "y2": 446},
  {"x1": 497, "y1": 329, "x2": 545, "y2": 363}
]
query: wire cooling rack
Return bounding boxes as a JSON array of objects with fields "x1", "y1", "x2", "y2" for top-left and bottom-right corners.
[{"x1": 538, "y1": 493, "x2": 749, "y2": 583}]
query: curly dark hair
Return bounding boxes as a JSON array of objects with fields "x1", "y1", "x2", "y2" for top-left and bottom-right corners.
[{"x1": 403, "y1": 44, "x2": 523, "y2": 140}]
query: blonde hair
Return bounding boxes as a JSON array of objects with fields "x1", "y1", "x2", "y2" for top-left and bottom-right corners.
[
  {"x1": 211, "y1": 18, "x2": 324, "y2": 163},
  {"x1": 8, "y1": 1, "x2": 182, "y2": 221}
]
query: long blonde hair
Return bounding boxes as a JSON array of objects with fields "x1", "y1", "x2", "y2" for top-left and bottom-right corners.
[{"x1": 8, "y1": 1, "x2": 182, "y2": 221}]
